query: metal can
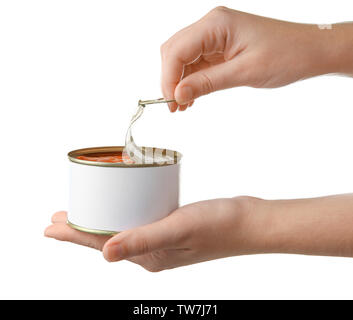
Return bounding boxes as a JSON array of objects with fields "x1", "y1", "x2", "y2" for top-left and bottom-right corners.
[{"x1": 67, "y1": 146, "x2": 181, "y2": 235}]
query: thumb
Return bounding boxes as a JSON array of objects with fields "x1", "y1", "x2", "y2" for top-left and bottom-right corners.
[
  {"x1": 102, "y1": 217, "x2": 177, "y2": 262},
  {"x1": 174, "y1": 59, "x2": 246, "y2": 105}
]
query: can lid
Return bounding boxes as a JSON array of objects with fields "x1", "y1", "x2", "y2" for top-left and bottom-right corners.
[{"x1": 68, "y1": 146, "x2": 182, "y2": 168}]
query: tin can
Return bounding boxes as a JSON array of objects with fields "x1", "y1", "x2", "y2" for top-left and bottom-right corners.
[{"x1": 67, "y1": 146, "x2": 181, "y2": 235}]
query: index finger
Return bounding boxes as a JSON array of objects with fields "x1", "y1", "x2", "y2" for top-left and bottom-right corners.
[{"x1": 160, "y1": 25, "x2": 205, "y2": 111}]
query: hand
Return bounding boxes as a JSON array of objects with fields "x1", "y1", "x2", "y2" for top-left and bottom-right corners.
[
  {"x1": 161, "y1": 6, "x2": 353, "y2": 112},
  {"x1": 45, "y1": 194, "x2": 353, "y2": 270},
  {"x1": 45, "y1": 196, "x2": 266, "y2": 272}
]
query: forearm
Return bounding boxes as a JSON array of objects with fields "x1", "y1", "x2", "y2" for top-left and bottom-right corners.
[{"x1": 249, "y1": 194, "x2": 353, "y2": 257}]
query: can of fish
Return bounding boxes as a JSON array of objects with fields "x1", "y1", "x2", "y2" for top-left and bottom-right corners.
[{"x1": 67, "y1": 146, "x2": 181, "y2": 235}]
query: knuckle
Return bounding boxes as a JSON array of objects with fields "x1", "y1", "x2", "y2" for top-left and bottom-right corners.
[
  {"x1": 134, "y1": 235, "x2": 150, "y2": 256},
  {"x1": 160, "y1": 41, "x2": 169, "y2": 57},
  {"x1": 144, "y1": 263, "x2": 164, "y2": 273},
  {"x1": 118, "y1": 241, "x2": 129, "y2": 257},
  {"x1": 206, "y1": 6, "x2": 233, "y2": 25},
  {"x1": 199, "y1": 72, "x2": 214, "y2": 94},
  {"x1": 211, "y1": 6, "x2": 230, "y2": 15}
]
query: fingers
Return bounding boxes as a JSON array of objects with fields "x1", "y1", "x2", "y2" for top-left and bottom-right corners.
[
  {"x1": 45, "y1": 211, "x2": 111, "y2": 251},
  {"x1": 178, "y1": 104, "x2": 188, "y2": 112},
  {"x1": 175, "y1": 58, "x2": 246, "y2": 104},
  {"x1": 45, "y1": 223, "x2": 110, "y2": 251},
  {"x1": 160, "y1": 57, "x2": 182, "y2": 112},
  {"x1": 46, "y1": 210, "x2": 196, "y2": 272},
  {"x1": 161, "y1": 15, "x2": 227, "y2": 111},
  {"x1": 103, "y1": 213, "x2": 185, "y2": 262},
  {"x1": 160, "y1": 35, "x2": 201, "y2": 112},
  {"x1": 51, "y1": 211, "x2": 67, "y2": 223}
]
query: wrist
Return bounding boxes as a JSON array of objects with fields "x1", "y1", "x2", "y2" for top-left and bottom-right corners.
[
  {"x1": 305, "y1": 23, "x2": 353, "y2": 77},
  {"x1": 249, "y1": 198, "x2": 288, "y2": 254},
  {"x1": 238, "y1": 197, "x2": 305, "y2": 255},
  {"x1": 233, "y1": 196, "x2": 279, "y2": 255}
]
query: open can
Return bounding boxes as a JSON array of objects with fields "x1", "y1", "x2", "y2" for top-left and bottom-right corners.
[{"x1": 67, "y1": 146, "x2": 181, "y2": 235}]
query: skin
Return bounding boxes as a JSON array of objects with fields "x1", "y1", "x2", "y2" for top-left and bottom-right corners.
[
  {"x1": 45, "y1": 7, "x2": 353, "y2": 271},
  {"x1": 160, "y1": 7, "x2": 353, "y2": 112},
  {"x1": 45, "y1": 194, "x2": 353, "y2": 271}
]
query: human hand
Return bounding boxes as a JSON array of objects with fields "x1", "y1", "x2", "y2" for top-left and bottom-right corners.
[
  {"x1": 45, "y1": 196, "x2": 268, "y2": 271},
  {"x1": 45, "y1": 194, "x2": 353, "y2": 270},
  {"x1": 161, "y1": 6, "x2": 353, "y2": 112}
]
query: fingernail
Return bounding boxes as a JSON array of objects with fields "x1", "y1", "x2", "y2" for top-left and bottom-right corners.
[
  {"x1": 178, "y1": 86, "x2": 193, "y2": 105},
  {"x1": 179, "y1": 104, "x2": 187, "y2": 111},
  {"x1": 168, "y1": 101, "x2": 178, "y2": 113}
]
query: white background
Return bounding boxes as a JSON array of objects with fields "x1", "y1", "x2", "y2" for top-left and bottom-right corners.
[{"x1": 0, "y1": 0, "x2": 352, "y2": 299}]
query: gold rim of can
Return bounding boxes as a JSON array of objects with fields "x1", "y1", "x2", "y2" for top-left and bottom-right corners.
[
  {"x1": 67, "y1": 220, "x2": 119, "y2": 236},
  {"x1": 68, "y1": 146, "x2": 182, "y2": 168}
]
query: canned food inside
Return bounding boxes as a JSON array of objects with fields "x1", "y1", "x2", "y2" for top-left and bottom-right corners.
[
  {"x1": 77, "y1": 151, "x2": 133, "y2": 164},
  {"x1": 68, "y1": 146, "x2": 181, "y2": 167}
]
